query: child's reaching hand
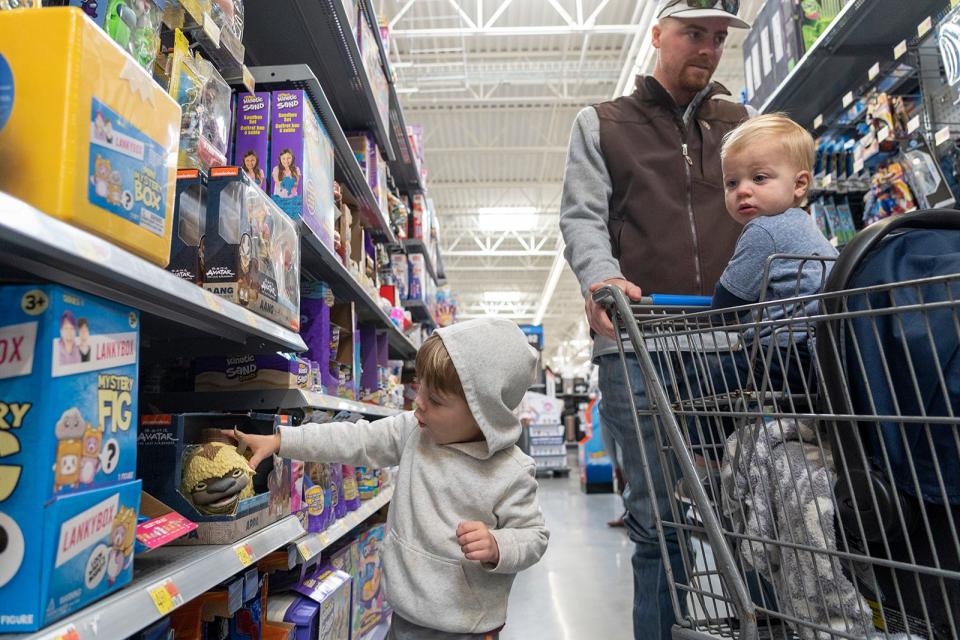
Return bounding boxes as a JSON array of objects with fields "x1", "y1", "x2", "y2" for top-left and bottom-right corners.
[
  {"x1": 456, "y1": 521, "x2": 500, "y2": 565},
  {"x1": 221, "y1": 429, "x2": 280, "y2": 471}
]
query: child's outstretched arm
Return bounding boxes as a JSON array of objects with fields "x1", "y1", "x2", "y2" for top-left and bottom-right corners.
[
  {"x1": 230, "y1": 413, "x2": 417, "y2": 470},
  {"x1": 481, "y1": 464, "x2": 549, "y2": 574}
]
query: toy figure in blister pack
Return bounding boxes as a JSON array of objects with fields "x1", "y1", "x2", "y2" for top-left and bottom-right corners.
[
  {"x1": 180, "y1": 441, "x2": 256, "y2": 515},
  {"x1": 103, "y1": 0, "x2": 162, "y2": 70},
  {"x1": 358, "y1": 532, "x2": 382, "y2": 611},
  {"x1": 106, "y1": 506, "x2": 136, "y2": 586},
  {"x1": 197, "y1": 58, "x2": 231, "y2": 164}
]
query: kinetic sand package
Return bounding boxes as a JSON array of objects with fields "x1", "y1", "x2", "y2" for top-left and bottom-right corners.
[{"x1": 0, "y1": 8, "x2": 179, "y2": 266}]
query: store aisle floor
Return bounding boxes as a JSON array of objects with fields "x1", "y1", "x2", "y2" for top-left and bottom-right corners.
[{"x1": 502, "y1": 471, "x2": 634, "y2": 639}]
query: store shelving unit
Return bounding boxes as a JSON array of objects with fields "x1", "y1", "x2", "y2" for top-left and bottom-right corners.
[
  {"x1": 249, "y1": 65, "x2": 395, "y2": 242},
  {"x1": 0, "y1": 192, "x2": 306, "y2": 355},
  {"x1": 387, "y1": 86, "x2": 426, "y2": 195},
  {"x1": 10, "y1": 517, "x2": 305, "y2": 640},
  {"x1": 402, "y1": 299, "x2": 437, "y2": 330},
  {"x1": 401, "y1": 239, "x2": 439, "y2": 284},
  {"x1": 243, "y1": 0, "x2": 394, "y2": 162},
  {"x1": 145, "y1": 389, "x2": 403, "y2": 419},
  {"x1": 528, "y1": 422, "x2": 570, "y2": 477},
  {"x1": 298, "y1": 220, "x2": 417, "y2": 359},
  {"x1": 294, "y1": 486, "x2": 394, "y2": 563},
  {"x1": 760, "y1": 0, "x2": 950, "y2": 127}
]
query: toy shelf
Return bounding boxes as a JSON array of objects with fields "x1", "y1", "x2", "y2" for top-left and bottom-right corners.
[
  {"x1": 298, "y1": 220, "x2": 418, "y2": 360},
  {"x1": 9, "y1": 517, "x2": 305, "y2": 640},
  {"x1": 402, "y1": 299, "x2": 437, "y2": 330},
  {"x1": 145, "y1": 389, "x2": 403, "y2": 419},
  {"x1": 244, "y1": 0, "x2": 394, "y2": 164},
  {"x1": 249, "y1": 65, "x2": 396, "y2": 243},
  {"x1": 401, "y1": 239, "x2": 440, "y2": 285},
  {"x1": 760, "y1": 0, "x2": 949, "y2": 127},
  {"x1": 294, "y1": 486, "x2": 394, "y2": 563},
  {"x1": 0, "y1": 192, "x2": 306, "y2": 355},
  {"x1": 387, "y1": 86, "x2": 426, "y2": 195}
]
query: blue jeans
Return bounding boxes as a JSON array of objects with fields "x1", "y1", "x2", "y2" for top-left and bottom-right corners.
[{"x1": 598, "y1": 353, "x2": 688, "y2": 640}]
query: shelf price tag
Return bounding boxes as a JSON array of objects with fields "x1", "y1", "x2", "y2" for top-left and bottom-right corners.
[
  {"x1": 202, "y1": 12, "x2": 221, "y2": 47},
  {"x1": 907, "y1": 115, "x2": 921, "y2": 134},
  {"x1": 853, "y1": 157, "x2": 865, "y2": 174},
  {"x1": 868, "y1": 62, "x2": 880, "y2": 81},
  {"x1": 894, "y1": 39, "x2": 908, "y2": 60},
  {"x1": 813, "y1": 114, "x2": 824, "y2": 129},
  {"x1": 242, "y1": 65, "x2": 256, "y2": 94},
  {"x1": 878, "y1": 126, "x2": 891, "y2": 143},
  {"x1": 935, "y1": 125, "x2": 952, "y2": 147},
  {"x1": 918, "y1": 16, "x2": 933, "y2": 38},
  {"x1": 822, "y1": 174, "x2": 833, "y2": 188},
  {"x1": 39, "y1": 625, "x2": 80, "y2": 640},
  {"x1": 147, "y1": 579, "x2": 184, "y2": 615},
  {"x1": 234, "y1": 542, "x2": 255, "y2": 567},
  {"x1": 842, "y1": 91, "x2": 854, "y2": 108}
]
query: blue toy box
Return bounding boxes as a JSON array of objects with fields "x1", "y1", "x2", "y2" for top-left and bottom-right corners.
[
  {"x1": 0, "y1": 480, "x2": 142, "y2": 631},
  {"x1": 0, "y1": 284, "x2": 142, "y2": 630},
  {"x1": 0, "y1": 284, "x2": 140, "y2": 500},
  {"x1": 578, "y1": 399, "x2": 614, "y2": 494}
]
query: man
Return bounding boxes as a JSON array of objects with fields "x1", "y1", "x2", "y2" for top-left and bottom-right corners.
[{"x1": 559, "y1": 1, "x2": 752, "y2": 638}]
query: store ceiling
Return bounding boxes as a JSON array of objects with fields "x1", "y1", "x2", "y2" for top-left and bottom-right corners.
[{"x1": 380, "y1": 0, "x2": 766, "y2": 373}]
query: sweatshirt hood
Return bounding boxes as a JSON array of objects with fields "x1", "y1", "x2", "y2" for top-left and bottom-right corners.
[{"x1": 436, "y1": 318, "x2": 539, "y2": 459}]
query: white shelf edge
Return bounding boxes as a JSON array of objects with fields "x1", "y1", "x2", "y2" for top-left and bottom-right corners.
[{"x1": 294, "y1": 485, "x2": 394, "y2": 563}]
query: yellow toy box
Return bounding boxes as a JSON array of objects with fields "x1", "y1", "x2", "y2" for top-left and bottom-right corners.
[{"x1": 0, "y1": 8, "x2": 180, "y2": 267}]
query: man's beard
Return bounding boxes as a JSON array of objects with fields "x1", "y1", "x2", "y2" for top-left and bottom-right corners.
[{"x1": 679, "y1": 61, "x2": 715, "y2": 92}]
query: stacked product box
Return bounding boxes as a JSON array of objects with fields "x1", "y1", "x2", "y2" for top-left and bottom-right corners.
[
  {"x1": 327, "y1": 523, "x2": 387, "y2": 639},
  {"x1": 356, "y1": 13, "x2": 390, "y2": 130},
  {"x1": 408, "y1": 254, "x2": 426, "y2": 302},
  {"x1": 0, "y1": 8, "x2": 179, "y2": 268},
  {"x1": 266, "y1": 564, "x2": 352, "y2": 640},
  {"x1": 0, "y1": 284, "x2": 142, "y2": 631},
  {"x1": 233, "y1": 92, "x2": 272, "y2": 192},
  {"x1": 348, "y1": 132, "x2": 388, "y2": 217},
  {"x1": 270, "y1": 90, "x2": 337, "y2": 251}
]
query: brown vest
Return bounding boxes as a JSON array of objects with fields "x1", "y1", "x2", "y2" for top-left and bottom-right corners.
[{"x1": 596, "y1": 76, "x2": 748, "y2": 296}]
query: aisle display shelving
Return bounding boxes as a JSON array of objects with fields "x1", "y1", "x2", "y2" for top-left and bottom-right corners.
[
  {"x1": 243, "y1": 0, "x2": 394, "y2": 162},
  {"x1": 8, "y1": 518, "x2": 305, "y2": 640},
  {"x1": 387, "y1": 87, "x2": 426, "y2": 195},
  {"x1": 145, "y1": 389, "x2": 403, "y2": 419},
  {"x1": 249, "y1": 64, "x2": 396, "y2": 242},
  {"x1": 0, "y1": 192, "x2": 306, "y2": 355},
  {"x1": 402, "y1": 299, "x2": 437, "y2": 330},
  {"x1": 759, "y1": 0, "x2": 950, "y2": 127}
]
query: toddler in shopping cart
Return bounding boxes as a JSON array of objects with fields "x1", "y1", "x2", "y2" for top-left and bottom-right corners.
[
  {"x1": 684, "y1": 113, "x2": 839, "y2": 464},
  {"x1": 229, "y1": 318, "x2": 549, "y2": 640}
]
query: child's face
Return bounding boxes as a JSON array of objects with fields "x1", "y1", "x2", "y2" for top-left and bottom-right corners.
[
  {"x1": 244, "y1": 155, "x2": 257, "y2": 171},
  {"x1": 280, "y1": 153, "x2": 292, "y2": 169},
  {"x1": 78, "y1": 324, "x2": 90, "y2": 346},
  {"x1": 722, "y1": 142, "x2": 811, "y2": 225},
  {"x1": 60, "y1": 320, "x2": 76, "y2": 349},
  {"x1": 413, "y1": 383, "x2": 483, "y2": 445}
]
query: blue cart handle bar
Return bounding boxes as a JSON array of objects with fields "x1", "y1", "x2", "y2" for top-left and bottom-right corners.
[{"x1": 641, "y1": 294, "x2": 712, "y2": 307}]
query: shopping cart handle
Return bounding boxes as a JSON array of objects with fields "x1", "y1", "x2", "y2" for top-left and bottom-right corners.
[{"x1": 642, "y1": 294, "x2": 713, "y2": 306}]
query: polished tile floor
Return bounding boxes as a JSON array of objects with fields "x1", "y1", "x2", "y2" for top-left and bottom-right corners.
[{"x1": 502, "y1": 470, "x2": 634, "y2": 639}]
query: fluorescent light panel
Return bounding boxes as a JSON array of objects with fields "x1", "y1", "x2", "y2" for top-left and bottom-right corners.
[{"x1": 477, "y1": 207, "x2": 540, "y2": 231}]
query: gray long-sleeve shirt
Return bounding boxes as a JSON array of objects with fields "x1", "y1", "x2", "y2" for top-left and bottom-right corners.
[{"x1": 559, "y1": 106, "x2": 622, "y2": 360}]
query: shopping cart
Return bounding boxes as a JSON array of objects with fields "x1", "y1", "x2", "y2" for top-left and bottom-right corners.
[{"x1": 593, "y1": 210, "x2": 960, "y2": 640}]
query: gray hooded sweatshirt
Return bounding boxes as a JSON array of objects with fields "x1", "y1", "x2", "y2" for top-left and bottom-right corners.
[{"x1": 278, "y1": 318, "x2": 550, "y2": 635}]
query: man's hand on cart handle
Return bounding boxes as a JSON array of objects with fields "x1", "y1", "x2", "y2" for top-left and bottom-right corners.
[{"x1": 587, "y1": 278, "x2": 643, "y2": 340}]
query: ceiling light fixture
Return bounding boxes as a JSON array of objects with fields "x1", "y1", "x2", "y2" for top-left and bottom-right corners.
[{"x1": 477, "y1": 206, "x2": 540, "y2": 231}]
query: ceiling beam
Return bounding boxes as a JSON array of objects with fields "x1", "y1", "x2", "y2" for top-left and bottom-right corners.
[
  {"x1": 392, "y1": 24, "x2": 641, "y2": 38},
  {"x1": 425, "y1": 146, "x2": 567, "y2": 154}
]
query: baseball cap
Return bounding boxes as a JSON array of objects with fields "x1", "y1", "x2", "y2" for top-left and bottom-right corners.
[{"x1": 656, "y1": 0, "x2": 751, "y2": 29}]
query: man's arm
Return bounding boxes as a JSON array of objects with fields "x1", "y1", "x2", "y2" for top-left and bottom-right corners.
[
  {"x1": 559, "y1": 107, "x2": 622, "y2": 296},
  {"x1": 278, "y1": 413, "x2": 417, "y2": 468}
]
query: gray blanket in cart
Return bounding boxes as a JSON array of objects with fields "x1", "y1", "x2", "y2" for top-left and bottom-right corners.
[{"x1": 720, "y1": 418, "x2": 875, "y2": 640}]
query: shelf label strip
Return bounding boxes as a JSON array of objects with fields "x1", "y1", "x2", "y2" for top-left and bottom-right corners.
[
  {"x1": 147, "y1": 578, "x2": 184, "y2": 615},
  {"x1": 234, "y1": 542, "x2": 255, "y2": 567}
]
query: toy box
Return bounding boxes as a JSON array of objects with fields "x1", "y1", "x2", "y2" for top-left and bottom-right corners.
[
  {"x1": 0, "y1": 284, "x2": 140, "y2": 501},
  {"x1": 391, "y1": 254, "x2": 409, "y2": 301},
  {"x1": 300, "y1": 282, "x2": 337, "y2": 395},
  {"x1": 290, "y1": 459, "x2": 306, "y2": 527},
  {"x1": 0, "y1": 8, "x2": 179, "y2": 267},
  {"x1": 408, "y1": 254, "x2": 426, "y2": 302},
  {"x1": 67, "y1": 0, "x2": 164, "y2": 70},
  {"x1": 0, "y1": 479, "x2": 141, "y2": 631},
  {"x1": 340, "y1": 465, "x2": 361, "y2": 512},
  {"x1": 330, "y1": 303, "x2": 359, "y2": 399},
  {"x1": 332, "y1": 524, "x2": 385, "y2": 638},
  {"x1": 578, "y1": 399, "x2": 613, "y2": 494},
  {"x1": 294, "y1": 566, "x2": 352, "y2": 640},
  {"x1": 203, "y1": 166, "x2": 301, "y2": 331},
  {"x1": 303, "y1": 461, "x2": 333, "y2": 532},
  {"x1": 329, "y1": 461, "x2": 346, "y2": 520},
  {"x1": 168, "y1": 168, "x2": 207, "y2": 283},
  {"x1": 137, "y1": 413, "x2": 291, "y2": 544},
  {"x1": 234, "y1": 92, "x2": 272, "y2": 192},
  {"x1": 267, "y1": 594, "x2": 319, "y2": 640},
  {"x1": 270, "y1": 90, "x2": 337, "y2": 250},
  {"x1": 194, "y1": 353, "x2": 310, "y2": 391}
]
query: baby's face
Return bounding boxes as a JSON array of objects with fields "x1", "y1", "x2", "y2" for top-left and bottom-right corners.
[
  {"x1": 722, "y1": 142, "x2": 810, "y2": 225},
  {"x1": 413, "y1": 383, "x2": 483, "y2": 445}
]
